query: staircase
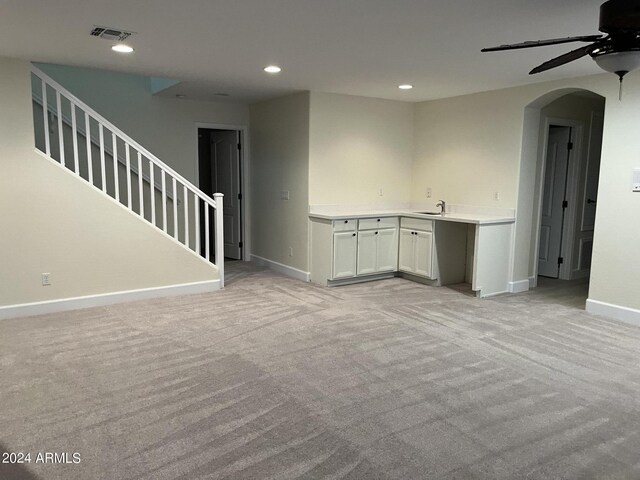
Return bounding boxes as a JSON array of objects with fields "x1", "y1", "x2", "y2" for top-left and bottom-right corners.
[{"x1": 30, "y1": 65, "x2": 224, "y2": 286}]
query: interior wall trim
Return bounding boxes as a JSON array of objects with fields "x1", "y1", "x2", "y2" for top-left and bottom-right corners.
[
  {"x1": 0, "y1": 279, "x2": 221, "y2": 321},
  {"x1": 508, "y1": 279, "x2": 530, "y2": 293},
  {"x1": 586, "y1": 298, "x2": 640, "y2": 327},
  {"x1": 250, "y1": 254, "x2": 311, "y2": 282}
]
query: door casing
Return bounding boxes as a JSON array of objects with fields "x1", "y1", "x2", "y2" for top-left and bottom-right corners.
[{"x1": 195, "y1": 122, "x2": 250, "y2": 261}]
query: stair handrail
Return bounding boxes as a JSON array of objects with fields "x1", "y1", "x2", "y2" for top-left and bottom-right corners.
[
  {"x1": 30, "y1": 64, "x2": 216, "y2": 209},
  {"x1": 30, "y1": 64, "x2": 224, "y2": 286}
]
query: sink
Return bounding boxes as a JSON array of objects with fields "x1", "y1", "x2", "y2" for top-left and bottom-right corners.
[{"x1": 415, "y1": 211, "x2": 441, "y2": 215}]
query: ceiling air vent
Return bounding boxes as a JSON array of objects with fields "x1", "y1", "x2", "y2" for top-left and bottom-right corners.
[{"x1": 90, "y1": 26, "x2": 133, "y2": 42}]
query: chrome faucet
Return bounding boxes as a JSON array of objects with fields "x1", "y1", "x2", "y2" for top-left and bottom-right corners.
[{"x1": 436, "y1": 200, "x2": 446, "y2": 214}]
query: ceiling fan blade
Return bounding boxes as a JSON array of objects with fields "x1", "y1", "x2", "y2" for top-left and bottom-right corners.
[
  {"x1": 529, "y1": 43, "x2": 602, "y2": 74},
  {"x1": 481, "y1": 35, "x2": 603, "y2": 52}
]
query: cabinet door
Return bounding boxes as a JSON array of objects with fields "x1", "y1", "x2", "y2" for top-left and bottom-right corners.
[
  {"x1": 376, "y1": 228, "x2": 398, "y2": 272},
  {"x1": 414, "y1": 231, "x2": 434, "y2": 278},
  {"x1": 398, "y1": 228, "x2": 415, "y2": 273},
  {"x1": 333, "y1": 232, "x2": 358, "y2": 279},
  {"x1": 356, "y1": 230, "x2": 377, "y2": 275}
]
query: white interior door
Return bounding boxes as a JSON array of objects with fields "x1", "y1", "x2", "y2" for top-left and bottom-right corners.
[
  {"x1": 210, "y1": 130, "x2": 241, "y2": 259},
  {"x1": 538, "y1": 126, "x2": 571, "y2": 278}
]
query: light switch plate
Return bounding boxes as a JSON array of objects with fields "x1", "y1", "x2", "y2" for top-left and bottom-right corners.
[{"x1": 633, "y1": 168, "x2": 640, "y2": 192}]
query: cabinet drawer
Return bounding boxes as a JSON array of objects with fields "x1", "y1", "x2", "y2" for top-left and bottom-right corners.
[
  {"x1": 400, "y1": 217, "x2": 433, "y2": 232},
  {"x1": 333, "y1": 219, "x2": 357, "y2": 232},
  {"x1": 358, "y1": 217, "x2": 398, "y2": 230}
]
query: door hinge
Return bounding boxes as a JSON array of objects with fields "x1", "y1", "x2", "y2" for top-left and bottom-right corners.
[
  {"x1": 237, "y1": 143, "x2": 241, "y2": 150},
  {"x1": 567, "y1": 141, "x2": 573, "y2": 151},
  {"x1": 562, "y1": 200, "x2": 568, "y2": 209},
  {"x1": 558, "y1": 257, "x2": 564, "y2": 265},
  {"x1": 238, "y1": 193, "x2": 242, "y2": 200},
  {"x1": 239, "y1": 242, "x2": 243, "y2": 248}
]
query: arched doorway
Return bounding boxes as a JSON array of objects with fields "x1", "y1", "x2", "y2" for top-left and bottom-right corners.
[{"x1": 515, "y1": 89, "x2": 605, "y2": 303}]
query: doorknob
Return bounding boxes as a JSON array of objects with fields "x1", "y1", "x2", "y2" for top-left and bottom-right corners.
[{"x1": 587, "y1": 198, "x2": 596, "y2": 205}]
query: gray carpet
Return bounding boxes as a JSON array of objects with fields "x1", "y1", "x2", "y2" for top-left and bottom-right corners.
[{"x1": 2, "y1": 262, "x2": 640, "y2": 479}]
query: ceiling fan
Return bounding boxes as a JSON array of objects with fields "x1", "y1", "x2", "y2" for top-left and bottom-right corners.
[{"x1": 482, "y1": 0, "x2": 640, "y2": 92}]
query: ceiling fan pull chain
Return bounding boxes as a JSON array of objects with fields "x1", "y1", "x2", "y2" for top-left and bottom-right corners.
[{"x1": 619, "y1": 76, "x2": 624, "y2": 101}]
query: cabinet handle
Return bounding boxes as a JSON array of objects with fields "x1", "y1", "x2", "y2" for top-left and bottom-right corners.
[
  {"x1": 352, "y1": 233, "x2": 356, "y2": 236},
  {"x1": 375, "y1": 231, "x2": 378, "y2": 235},
  {"x1": 344, "y1": 220, "x2": 348, "y2": 223},
  {"x1": 377, "y1": 218, "x2": 380, "y2": 222}
]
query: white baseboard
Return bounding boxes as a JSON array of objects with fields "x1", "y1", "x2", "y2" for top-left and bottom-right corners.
[
  {"x1": 529, "y1": 276, "x2": 536, "y2": 288},
  {"x1": 0, "y1": 279, "x2": 220, "y2": 321},
  {"x1": 586, "y1": 299, "x2": 640, "y2": 327},
  {"x1": 508, "y1": 279, "x2": 530, "y2": 294},
  {"x1": 251, "y1": 255, "x2": 310, "y2": 282}
]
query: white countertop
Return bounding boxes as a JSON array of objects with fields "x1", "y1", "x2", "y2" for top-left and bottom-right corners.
[{"x1": 308, "y1": 209, "x2": 515, "y2": 225}]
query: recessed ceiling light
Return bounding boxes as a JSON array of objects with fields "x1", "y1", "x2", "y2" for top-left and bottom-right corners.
[
  {"x1": 264, "y1": 65, "x2": 282, "y2": 74},
  {"x1": 112, "y1": 44, "x2": 134, "y2": 53},
  {"x1": 398, "y1": 84, "x2": 413, "y2": 90}
]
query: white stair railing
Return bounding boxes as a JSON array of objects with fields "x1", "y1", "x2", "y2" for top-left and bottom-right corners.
[{"x1": 30, "y1": 65, "x2": 224, "y2": 287}]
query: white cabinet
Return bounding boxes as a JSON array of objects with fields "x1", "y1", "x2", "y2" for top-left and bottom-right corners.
[
  {"x1": 356, "y1": 218, "x2": 398, "y2": 276},
  {"x1": 356, "y1": 230, "x2": 377, "y2": 275},
  {"x1": 398, "y1": 218, "x2": 435, "y2": 279},
  {"x1": 333, "y1": 230, "x2": 358, "y2": 279}
]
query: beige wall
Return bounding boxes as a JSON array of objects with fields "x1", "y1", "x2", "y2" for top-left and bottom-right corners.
[
  {"x1": 410, "y1": 72, "x2": 640, "y2": 311},
  {"x1": 0, "y1": 57, "x2": 218, "y2": 308},
  {"x1": 249, "y1": 92, "x2": 310, "y2": 272},
  {"x1": 309, "y1": 92, "x2": 414, "y2": 206},
  {"x1": 36, "y1": 63, "x2": 249, "y2": 185}
]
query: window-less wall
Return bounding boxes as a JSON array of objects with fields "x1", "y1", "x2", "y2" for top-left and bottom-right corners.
[
  {"x1": 309, "y1": 92, "x2": 414, "y2": 207},
  {"x1": 249, "y1": 92, "x2": 310, "y2": 274}
]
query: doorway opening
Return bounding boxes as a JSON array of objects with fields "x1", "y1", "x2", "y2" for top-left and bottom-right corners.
[
  {"x1": 538, "y1": 124, "x2": 574, "y2": 278},
  {"x1": 197, "y1": 127, "x2": 243, "y2": 261},
  {"x1": 534, "y1": 92, "x2": 605, "y2": 288}
]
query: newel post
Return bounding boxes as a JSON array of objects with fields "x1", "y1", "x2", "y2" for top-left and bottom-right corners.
[{"x1": 213, "y1": 192, "x2": 225, "y2": 288}]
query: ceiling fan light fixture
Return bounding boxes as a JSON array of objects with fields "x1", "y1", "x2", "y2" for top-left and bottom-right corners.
[{"x1": 593, "y1": 50, "x2": 640, "y2": 77}]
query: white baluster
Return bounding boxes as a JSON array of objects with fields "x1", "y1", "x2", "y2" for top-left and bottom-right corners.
[
  {"x1": 205, "y1": 205, "x2": 210, "y2": 262},
  {"x1": 172, "y1": 177, "x2": 178, "y2": 239},
  {"x1": 137, "y1": 152, "x2": 144, "y2": 217},
  {"x1": 41, "y1": 80, "x2": 51, "y2": 156},
  {"x1": 214, "y1": 193, "x2": 225, "y2": 287},
  {"x1": 85, "y1": 113, "x2": 93, "y2": 184},
  {"x1": 183, "y1": 185, "x2": 189, "y2": 248},
  {"x1": 161, "y1": 170, "x2": 167, "y2": 233},
  {"x1": 149, "y1": 160, "x2": 156, "y2": 226},
  {"x1": 125, "y1": 144, "x2": 132, "y2": 209},
  {"x1": 56, "y1": 91, "x2": 65, "y2": 166},
  {"x1": 99, "y1": 124, "x2": 106, "y2": 193},
  {"x1": 112, "y1": 133, "x2": 119, "y2": 202},
  {"x1": 71, "y1": 101, "x2": 79, "y2": 174},
  {"x1": 195, "y1": 195, "x2": 200, "y2": 254}
]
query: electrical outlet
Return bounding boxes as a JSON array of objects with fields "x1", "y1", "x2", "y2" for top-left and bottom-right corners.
[
  {"x1": 289, "y1": 247, "x2": 293, "y2": 257},
  {"x1": 494, "y1": 191, "x2": 500, "y2": 201},
  {"x1": 379, "y1": 188, "x2": 384, "y2": 196},
  {"x1": 426, "y1": 187, "x2": 432, "y2": 198},
  {"x1": 280, "y1": 190, "x2": 290, "y2": 200},
  {"x1": 42, "y1": 273, "x2": 51, "y2": 286}
]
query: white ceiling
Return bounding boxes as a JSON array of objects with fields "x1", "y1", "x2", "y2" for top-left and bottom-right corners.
[{"x1": 0, "y1": 0, "x2": 607, "y2": 103}]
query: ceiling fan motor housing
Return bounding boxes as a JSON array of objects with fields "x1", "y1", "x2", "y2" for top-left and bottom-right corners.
[{"x1": 599, "y1": 0, "x2": 640, "y2": 34}]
